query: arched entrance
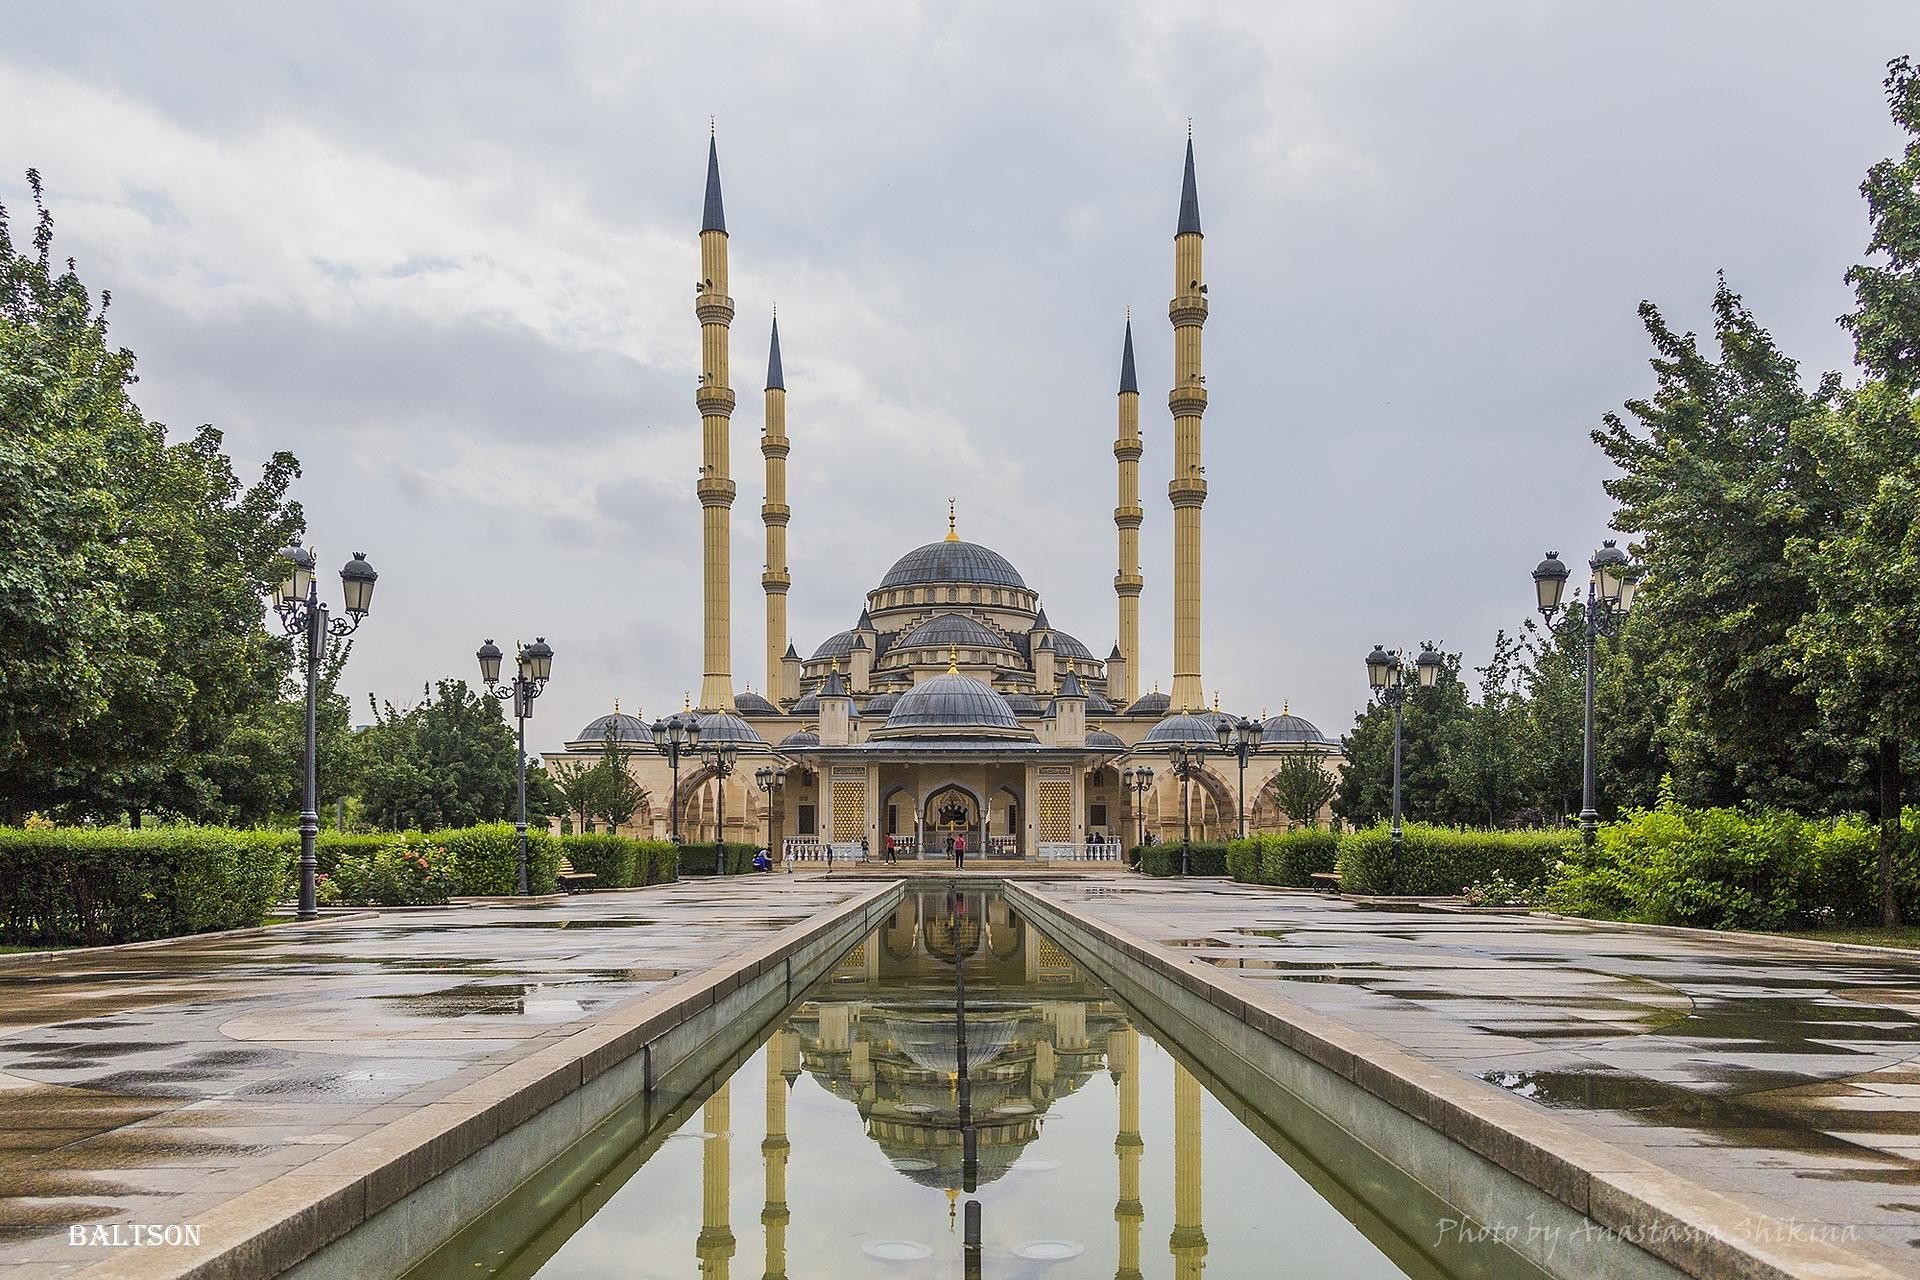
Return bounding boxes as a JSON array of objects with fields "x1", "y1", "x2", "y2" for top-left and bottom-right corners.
[{"x1": 922, "y1": 783, "x2": 982, "y2": 861}]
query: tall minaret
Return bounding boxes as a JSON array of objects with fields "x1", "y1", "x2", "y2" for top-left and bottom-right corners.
[
  {"x1": 1111, "y1": 1026, "x2": 1144, "y2": 1280},
  {"x1": 698, "y1": 1081, "x2": 735, "y2": 1278},
  {"x1": 696, "y1": 128, "x2": 738, "y2": 713},
  {"x1": 1113, "y1": 315, "x2": 1144, "y2": 707},
  {"x1": 762, "y1": 311, "x2": 790, "y2": 702},
  {"x1": 1168, "y1": 129, "x2": 1209, "y2": 711},
  {"x1": 1169, "y1": 1061, "x2": 1207, "y2": 1280},
  {"x1": 762, "y1": 1031, "x2": 794, "y2": 1280}
]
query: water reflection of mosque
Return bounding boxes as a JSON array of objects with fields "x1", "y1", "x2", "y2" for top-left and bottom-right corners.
[{"x1": 694, "y1": 889, "x2": 1208, "y2": 1280}]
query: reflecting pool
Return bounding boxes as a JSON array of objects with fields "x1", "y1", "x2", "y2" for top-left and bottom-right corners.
[{"x1": 406, "y1": 888, "x2": 1552, "y2": 1279}]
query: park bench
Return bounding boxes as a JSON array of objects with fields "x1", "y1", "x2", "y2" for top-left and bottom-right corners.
[
  {"x1": 556, "y1": 856, "x2": 599, "y2": 894},
  {"x1": 1309, "y1": 870, "x2": 1342, "y2": 891}
]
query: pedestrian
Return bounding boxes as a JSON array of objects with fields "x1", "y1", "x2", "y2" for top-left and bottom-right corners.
[
  {"x1": 860, "y1": 835, "x2": 870, "y2": 864},
  {"x1": 945, "y1": 834, "x2": 955, "y2": 866},
  {"x1": 956, "y1": 832, "x2": 967, "y2": 870},
  {"x1": 826, "y1": 841, "x2": 835, "y2": 871},
  {"x1": 884, "y1": 833, "x2": 897, "y2": 865}
]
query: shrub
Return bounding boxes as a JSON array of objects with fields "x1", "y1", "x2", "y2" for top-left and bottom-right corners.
[
  {"x1": 676, "y1": 841, "x2": 759, "y2": 876},
  {"x1": 437, "y1": 823, "x2": 560, "y2": 895},
  {"x1": 1135, "y1": 842, "x2": 1231, "y2": 876},
  {"x1": 647, "y1": 840, "x2": 679, "y2": 884},
  {"x1": 1225, "y1": 838, "x2": 1258, "y2": 884},
  {"x1": 559, "y1": 833, "x2": 640, "y2": 888},
  {"x1": 313, "y1": 831, "x2": 391, "y2": 879},
  {"x1": 0, "y1": 826, "x2": 293, "y2": 946},
  {"x1": 1260, "y1": 830, "x2": 1342, "y2": 887},
  {"x1": 1337, "y1": 824, "x2": 1577, "y2": 896}
]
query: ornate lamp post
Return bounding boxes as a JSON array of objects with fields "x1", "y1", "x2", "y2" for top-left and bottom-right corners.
[
  {"x1": 272, "y1": 546, "x2": 378, "y2": 921},
  {"x1": 1165, "y1": 743, "x2": 1210, "y2": 877},
  {"x1": 1216, "y1": 715, "x2": 1264, "y2": 838},
  {"x1": 700, "y1": 739, "x2": 741, "y2": 875},
  {"x1": 754, "y1": 765, "x2": 785, "y2": 858},
  {"x1": 650, "y1": 712, "x2": 701, "y2": 841},
  {"x1": 1532, "y1": 541, "x2": 1638, "y2": 848},
  {"x1": 476, "y1": 637, "x2": 554, "y2": 896},
  {"x1": 1364, "y1": 642, "x2": 1443, "y2": 882},
  {"x1": 1120, "y1": 765, "x2": 1155, "y2": 852}
]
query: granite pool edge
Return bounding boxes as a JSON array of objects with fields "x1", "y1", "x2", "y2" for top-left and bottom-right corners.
[
  {"x1": 70, "y1": 879, "x2": 905, "y2": 1280},
  {"x1": 1007, "y1": 882, "x2": 1899, "y2": 1280}
]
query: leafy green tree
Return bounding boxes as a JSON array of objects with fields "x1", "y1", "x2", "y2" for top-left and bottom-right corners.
[
  {"x1": 1441, "y1": 630, "x2": 1533, "y2": 828},
  {"x1": 590, "y1": 723, "x2": 648, "y2": 834},
  {"x1": 200, "y1": 638, "x2": 361, "y2": 824},
  {"x1": 547, "y1": 756, "x2": 604, "y2": 834},
  {"x1": 1333, "y1": 649, "x2": 1473, "y2": 827},
  {"x1": 357, "y1": 680, "x2": 523, "y2": 830},
  {"x1": 0, "y1": 173, "x2": 304, "y2": 823},
  {"x1": 1265, "y1": 750, "x2": 1336, "y2": 828}
]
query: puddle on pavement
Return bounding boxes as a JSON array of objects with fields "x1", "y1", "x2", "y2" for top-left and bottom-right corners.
[{"x1": 404, "y1": 887, "x2": 1554, "y2": 1280}]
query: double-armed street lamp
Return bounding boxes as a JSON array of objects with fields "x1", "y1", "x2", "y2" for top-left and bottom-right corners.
[
  {"x1": 1216, "y1": 715, "x2": 1264, "y2": 838},
  {"x1": 649, "y1": 712, "x2": 701, "y2": 841},
  {"x1": 1532, "y1": 540, "x2": 1639, "y2": 848},
  {"x1": 1120, "y1": 765, "x2": 1155, "y2": 852},
  {"x1": 476, "y1": 637, "x2": 555, "y2": 896},
  {"x1": 1364, "y1": 642, "x2": 1444, "y2": 879},
  {"x1": 273, "y1": 545, "x2": 379, "y2": 921},
  {"x1": 701, "y1": 739, "x2": 741, "y2": 875},
  {"x1": 754, "y1": 766, "x2": 785, "y2": 861},
  {"x1": 1165, "y1": 741, "x2": 1211, "y2": 877}
]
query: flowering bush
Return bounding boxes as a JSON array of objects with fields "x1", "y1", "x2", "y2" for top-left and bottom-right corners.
[{"x1": 322, "y1": 838, "x2": 459, "y2": 906}]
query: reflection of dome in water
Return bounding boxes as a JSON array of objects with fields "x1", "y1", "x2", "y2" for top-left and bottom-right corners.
[
  {"x1": 885, "y1": 1013, "x2": 1021, "y2": 1074},
  {"x1": 922, "y1": 911, "x2": 983, "y2": 960}
]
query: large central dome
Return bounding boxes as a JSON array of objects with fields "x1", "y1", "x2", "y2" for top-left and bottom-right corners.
[
  {"x1": 878, "y1": 540, "x2": 1027, "y2": 590},
  {"x1": 874, "y1": 670, "x2": 1032, "y2": 739}
]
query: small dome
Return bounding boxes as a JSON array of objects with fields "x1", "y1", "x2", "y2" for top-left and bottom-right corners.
[
  {"x1": 1083, "y1": 688, "x2": 1115, "y2": 715},
  {"x1": 1124, "y1": 690, "x2": 1171, "y2": 716},
  {"x1": 859, "y1": 691, "x2": 901, "y2": 716},
  {"x1": 1141, "y1": 710, "x2": 1218, "y2": 748},
  {"x1": 878, "y1": 671, "x2": 1030, "y2": 738},
  {"x1": 1087, "y1": 728, "x2": 1127, "y2": 751},
  {"x1": 696, "y1": 711, "x2": 768, "y2": 748},
  {"x1": 897, "y1": 613, "x2": 1015, "y2": 653},
  {"x1": 878, "y1": 541, "x2": 1028, "y2": 590},
  {"x1": 1049, "y1": 629, "x2": 1094, "y2": 661},
  {"x1": 809, "y1": 630, "x2": 858, "y2": 661},
  {"x1": 1000, "y1": 691, "x2": 1043, "y2": 715},
  {"x1": 777, "y1": 728, "x2": 819, "y2": 750},
  {"x1": 1262, "y1": 712, "x2": 1330, "y2": 745},
  {"x1": 572, "y1": 712, "x2": 650, "y2": 745},
  {"x1": 790, "y1": 689, "x2": 819, "y2": 714},
  {"x1": 733, "y1": 690, "x2": 779, "y2": 715}
]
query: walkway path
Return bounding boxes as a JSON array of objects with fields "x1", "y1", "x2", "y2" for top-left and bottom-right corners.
[
  {"x1": 1034, "y1": 879, "x2": 1920, "y2": 1271},
  {"x1": 0, "y1": 880, "x2": 860, "y2": 1277}
]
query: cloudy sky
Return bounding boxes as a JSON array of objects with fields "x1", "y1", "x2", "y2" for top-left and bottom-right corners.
[{"x1": 4, "y1": 3, "x2": 1911, "y2": 751}]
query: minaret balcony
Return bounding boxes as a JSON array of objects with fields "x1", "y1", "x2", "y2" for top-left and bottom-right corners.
[
  {"x1": 1168, "y1": 476, "x2": 1208, "y2": 508},
  {"x1": 762, "y1": 569, "x2": 791, "y2": 591},
  {"x1": 696, "y1": 476, "x2": 737, "y2": 505},
  {"x1": 1167, "y1": 385, "x2": 1208, "y2": 416},
  {"x1": 760, "y1": 434, "x2": 790, "y2": 457},
  {"x1": 762, "y1": 501, "x2": 791, "y2": 525},
  {"x1": 1113, "y1": 504, "x2": 1143, "y2": 529},
  {"x1": 1112, "y1": 437, "x2": 1143, "y2": 460},
  {"x1": 695, "y1": 386, "x2": 737, "y2": 415},
  {"x1": 1114, "y1": 572, "x2": 1144, "y2": 595},
  {"x1": 694, "y1": 294, "x2": 735, "y2": 324},
  {"x1": 1168, "y1": 294, "x2": 1208, "y2": 327}
]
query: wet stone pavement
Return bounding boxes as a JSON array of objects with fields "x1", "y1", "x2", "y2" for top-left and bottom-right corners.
[
  {"x1": 1037, "y1": 879, "x2": 1920, "y2": 1270},
  {"x1": 0, "y1": 880, "x2": 860, "y2": 1277}
]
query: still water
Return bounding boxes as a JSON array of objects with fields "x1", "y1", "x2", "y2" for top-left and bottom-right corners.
[{"x1": 407, "y1": 888, "x2": 1550, "y2": 1280}]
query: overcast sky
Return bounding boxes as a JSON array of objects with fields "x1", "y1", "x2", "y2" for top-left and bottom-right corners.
[{"x1": 3, "y1": 3, "x2": 1911, "y2": 752}]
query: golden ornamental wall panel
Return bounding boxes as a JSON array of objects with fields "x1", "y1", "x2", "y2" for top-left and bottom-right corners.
[
  {"x1": 1037, "y1": 779, "x2": 1072, "y2": 842},
  {"x1": 831, "y1": 779, "x2": 867, "y2": 841}
]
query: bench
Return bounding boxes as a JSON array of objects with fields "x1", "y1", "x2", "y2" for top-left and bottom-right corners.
[
  {"x1": 556, "y1": 856, "x2": 599, "y2": 894},
  {"x1": 1309, "y1": 871, "x2": 1342, "y2": 891}
]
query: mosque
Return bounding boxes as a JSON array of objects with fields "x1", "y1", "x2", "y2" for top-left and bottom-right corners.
[{"x1": 544, "y1": 131, "x2": 1341, "y2": 856}]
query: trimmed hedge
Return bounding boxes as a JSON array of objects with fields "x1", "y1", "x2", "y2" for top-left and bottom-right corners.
[
  {"x1": 1337, "y1": 824, "x2": 1578, "y2": 896},
  {"x1": 557, "y1": 834, "x2": 679, "y2": 889},
  {"x1": 437, "y1": 823, "x2": 561, "y2": 896},
  {"x1": 0, "y1": 826, "x2": 294, "y2": 946},
  {"x1": 1227, "y1": 830, "x2": 1342, "y2": 887},
  {"x1": 1135, "y1": 842, "x2": 1231, "y2": 876},
  {"x1": 676, "y1": 841, "x2": 759, "y2": 876}
]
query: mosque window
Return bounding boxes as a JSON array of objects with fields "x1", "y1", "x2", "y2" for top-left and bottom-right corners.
[
  {"x1": 1090, "y1": 803, "x2": 1108, "y2": 828},
  {"x1": 797, "y1": 804, "x2": 816, "y2": 836},
  {"x1": 970, "y1": 588, "x2": 980, "y2": 603},
  {"x1": 948, "y1": 588, "x2": 958, "y2": 603},
  {"x1": 887, "y1": 804, "x2": 898, "y2": 836}
]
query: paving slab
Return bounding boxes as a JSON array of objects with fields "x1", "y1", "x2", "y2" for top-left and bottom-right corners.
[
  {"x1": 0, "y1": 880, "x2": 863, "y2": 1275},
  {"x1": 1033, "y1": 879, "x2": 1920, "y2": 1273}
]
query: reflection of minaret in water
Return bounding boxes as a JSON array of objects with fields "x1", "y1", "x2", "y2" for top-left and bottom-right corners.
[
  {"x1": 1169, "y1": 1062, "x2": 1207, "y2": 1279},
  {"x1": 1111, "y1": 1027, "x2": 1144, "y2": 1280},
  {"x1": 698, "y1": 1082, "x2": 734, "y2": 1278},
  {"x1": 761, "y1": 1031, "x2": 795, "y2": 1280}
]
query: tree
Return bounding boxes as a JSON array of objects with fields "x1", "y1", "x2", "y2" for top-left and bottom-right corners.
[
  {"x1": 590, "y1": 723, "x2": 648, "y2": 834},
  {"x1": 1441, "y1": 630, "x2": 1532, "y2": 828},
  {"x1": 199, "y1": 637, "x2": 361, "y2": 825},
  {"x1": 1333, "y1": 649, "x2": 1474, "y2": 827},
  {"x1": 1265, "y1": 751, "x2": 1336, "y2": 829},
  {"x1": 0, "y1": 173, "x2": 304, "y2": 823},
  {"x1": 357, "y1": 680, "x2": 523, "y2": 830}
]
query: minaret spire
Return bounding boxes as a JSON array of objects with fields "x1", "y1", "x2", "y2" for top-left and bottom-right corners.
[
  {"x1": 1113, "y1": 315, "x2": 1144, "y2": 706},
  {"x1": 1168, "y1": 129, "x2": 1209, "y2": 710},
  {"x1": 762, "y1": 309, "x2": 791, "y2": 702},
  {"x1": 696, "y1": 129, "x2": 738, "y2": 711}
]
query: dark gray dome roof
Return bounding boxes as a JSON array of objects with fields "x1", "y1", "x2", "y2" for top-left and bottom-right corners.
[
  {"x1": 1049, "y1": 629, "x2": 1094, "y2": 661},
  {"x1": 809, "y1": 629, "x2": 857, "y2": 661},
  {"x1": 1083, "y1": 688, "x2": 1115, "y2": 714},
  {"x1": 790, "y1": 690, "x2": 819, "y2": 714},
  {"x1": 897, "y1": 613, "x2": 1014, "y2": 653},
  {"x1": 777, "y1": 728, "x2": 819, "y2": 750},
  {"x1": 878, "y1": 672, "x2": 1028, "y2": 738},
  {"x1": 859, "y1": 691, "x2": 901, "y2": 716},
  {"x1": 1141, "y1": 710, "x2": 1217, "y2": 747},
  {"x1": 1124, "y1": 690, "x2": 1171, "y2": 716},
  {"x1": 1086, "y1": 728, "x2": 1127, "y2": 750},
  {"x1": 695, "y1": 711, "x2": 768, "y2": 747},
  {"x1": 878, "y1": 541, "x2": 1027, "y2": 590},
  {"x1": 1001, "y1": 691, "x2": 1043, "y2": 715},
  {"x1": 573, "y1": 712, "x2": 650, "y2": 744},
  {"x1": 1262, "y1": 712, "x2": 1330, "y2": 745},
  {"x1": 733, "y1": 691, "x2": 779, "y2": 715}
]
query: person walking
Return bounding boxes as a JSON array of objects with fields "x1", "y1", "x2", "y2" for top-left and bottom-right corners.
[
  {"x1": 955, "y1": 832, "x2": 967, "y2": 871},
  {"x1": 860, "y1": 835, "x2": 870, "y2": 864},
  {"x1": 945, "y1": 833, "x2": 955, "y2": 866},
  {"x1": 884, "y1": 833, "x2": 896, "y2": 865},
  {"x1": 825, "y1": 840, "x2": 835, "y2": 872}
]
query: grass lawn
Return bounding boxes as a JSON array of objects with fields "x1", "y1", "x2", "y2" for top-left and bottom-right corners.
[
  {"x1": 0, "y1": 943, "x2": 56, "y2": 954},
  {"x1": 1773, "y1": 925, "x2": 1920, "y2": 950}
]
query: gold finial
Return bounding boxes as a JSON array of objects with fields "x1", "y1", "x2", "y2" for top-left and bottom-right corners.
[
  {"x1": 831, "y1": 658, "x2": 840, "y2": 673},
  {"x1": 1187, "y1": 116, "x2": 1193, "y2": 139},
  {"x1": 709, "y1": 115, "x2": 715, "y2": 137},
  {"x1": 614, "y1": 697, "x2": 621, "y2": 716},
  {"x1": 945, "y1": 498, "x2": 958, "y2": 542},
  {"x1": 946, "y1": 1185, "x2": 959, "y2": 1229},
  {"x1": 682, "y1": 691, "x2": 692, "y2": 712},
  {"x1": 1283, "y1": 699, "x2": 1290, "y2": 716},
  {"x1": 948, "y1": 644, "x2": 959, "y2": 674},
  {"x1": 1212, "y1": 690, "x2": 1220, "y2": 712},
  {"x1": 1153, "y1": 681, "x2": 1160, "y2": 694}
]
